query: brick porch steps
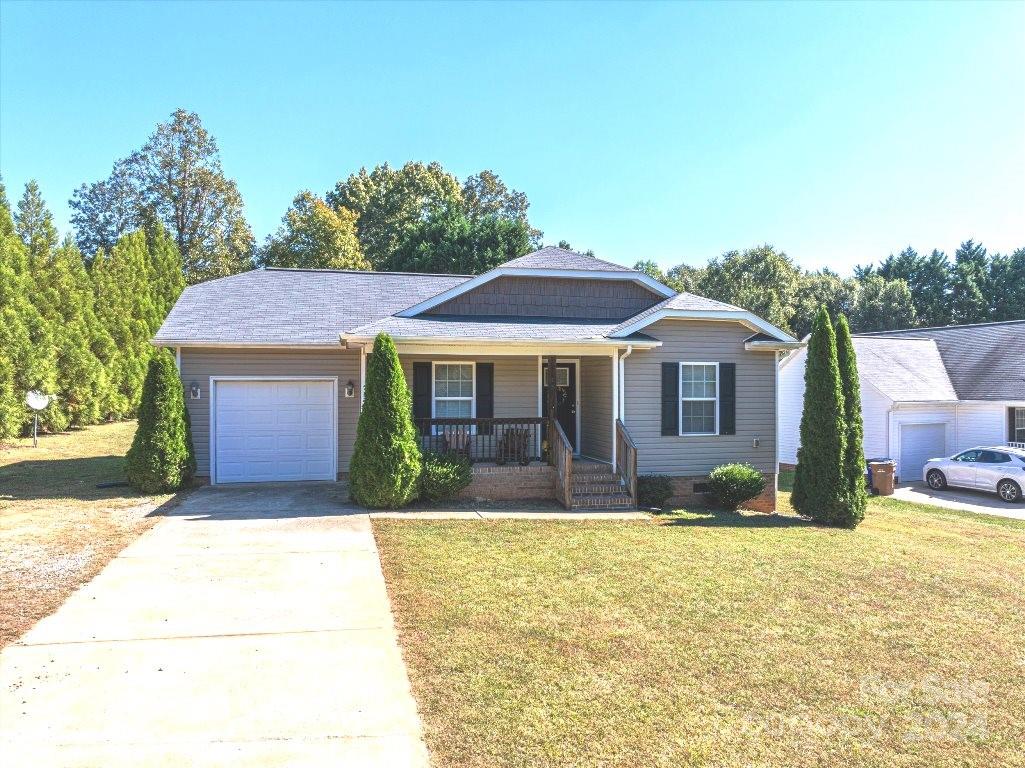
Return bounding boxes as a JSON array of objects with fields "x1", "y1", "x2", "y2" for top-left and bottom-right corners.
[{"x1": 570, "y1": 459, "x2": 635, "y2": 510}]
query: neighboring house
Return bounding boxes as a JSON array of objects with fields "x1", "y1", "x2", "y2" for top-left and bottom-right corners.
[
  {"x1": 154, "y1": 247, "x2": 799, "y2": 509},
  {"x1": 779, "y1": 320, "x2": 1025, "y2": 483}
]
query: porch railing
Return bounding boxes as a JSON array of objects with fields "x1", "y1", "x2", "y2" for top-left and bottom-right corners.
[
  {"x1": 414, "y1": 417, "x2": 547, "y2": 464},
  {"x1": 549, "y1": 418, "x2": 573, "y2": 509},
  {"x1": 615, "y1": 419, "x2": 638, "y2": 506},
  {"x1": 1009, "y1": 442, "x2": 1025, "y2": 450}
]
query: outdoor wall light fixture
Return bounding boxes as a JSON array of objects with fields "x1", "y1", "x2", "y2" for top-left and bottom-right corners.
[
  {"x1": 752, "y1": 436, "x2": 760, "y2": 448},
  {"x1": 344, "y1": 380, "x2": 356, "y2": 398},
  {"x1": 190, "y1": 382, "x2": 201, "y2": 400}
]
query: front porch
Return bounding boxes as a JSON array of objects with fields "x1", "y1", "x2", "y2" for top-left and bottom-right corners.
[{"x1": 392, "y1": 352, "x2": 637, "y2": 508}]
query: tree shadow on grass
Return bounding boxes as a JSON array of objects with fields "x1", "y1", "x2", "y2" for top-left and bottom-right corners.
[
  {"x1": 0, "y1": 455, "x2": 142, "y2": 503},
  {"x1": 656, "y1": 507, "x2": 815, "y2": 529}
]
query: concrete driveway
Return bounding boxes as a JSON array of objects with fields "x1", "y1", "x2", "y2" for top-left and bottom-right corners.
[
  {"x1": 0, "y1": 483, "x2": 428, "y2": 767},
  {"x1": 893, "y1": 481, "x2": 1025, "y2": 521}
]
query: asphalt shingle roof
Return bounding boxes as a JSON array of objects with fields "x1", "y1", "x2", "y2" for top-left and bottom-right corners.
[
  {"x1": 609, "y1": 291, "x2": 746, "y2": 333},
  {"x1": 858, "y1": 321, "x2": 1025, "y2": 401},
  {"x1": 348, "y1": 314, "x2": 631, "y2": 342},
  {"x1": 501, "y1": 246, "x2": 632, "y2": 272},
  {"x1": 852, "y1": 337, "x2": 958, "y2": 402},
  {"x1": 154, "y1": 268, "x2": 469, "y2": 345}
]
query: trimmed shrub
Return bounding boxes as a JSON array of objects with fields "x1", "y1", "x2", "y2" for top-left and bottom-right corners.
[
  {"x1": 420, "y1": 452, "x2": 472, "y2": 501},
  {"x1": 792, "y1": 305, "x2": 848, "y2": 523},
  {"x1": 349, "y1": 332, "x2": 422, "y2": 508},
  {"x1": 834, "y1": 314, "x2": 867, "y2": 528},
  {"x1": 707, "y1": 463, "x2": 765, "y2": 510},
  {"x1": 637, "y1": 474, "x2": 674, "y2": 509},
  {"x1": 125, "y1": 350, "x2": 195, "y2": 493}
]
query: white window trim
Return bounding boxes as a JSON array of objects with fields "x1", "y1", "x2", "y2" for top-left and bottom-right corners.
[
  {"x1": 1015, "y1": 407, "x2": 1025, "y2": 443},
  {"x1": 679, "y1": 362, "x2": 719, "y2": 437},
  {"x1": 431, "y1": 361, "x2": 476, "y2": 429}
]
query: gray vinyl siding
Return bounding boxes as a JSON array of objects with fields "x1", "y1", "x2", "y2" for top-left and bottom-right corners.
[
  {"x1": 399, "y1": 355, "x2": 539, "y2": 418},
  {"x1": 623, "y1": 319, "x2": 777, "y2": 474},
  {"x1": 179, "y1": 348, "x2": 361, "y2": 477},
  {"x1": 426, "y1": 276, "x2": 662, "y2": 321},
  {"x1": 579, "y1": 356, "x2": 613, "y2": 461}
]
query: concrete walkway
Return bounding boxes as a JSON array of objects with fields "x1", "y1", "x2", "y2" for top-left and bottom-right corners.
[
  {"x1": 0, "y1": 483, "x2": 428, "y2": 767},
  {"x1": 892, "y1": 481, "x2": 1025, "y2": 521}
]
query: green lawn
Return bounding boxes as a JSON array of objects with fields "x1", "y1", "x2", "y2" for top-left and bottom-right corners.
[{"x1": 374, "y1": 493, "x2": 1025, "y2": 768}]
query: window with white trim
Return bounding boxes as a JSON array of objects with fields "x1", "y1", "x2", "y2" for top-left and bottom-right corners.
[
  {"x1": 433, "y1": 362, "x2": 475, "y2": 418},
  {"x1": 680, "y1": 363, "x2": 718, "y2": 435},
  {"x1": 1016, "y1": 407, "x2": 1025, "y2": 443}
]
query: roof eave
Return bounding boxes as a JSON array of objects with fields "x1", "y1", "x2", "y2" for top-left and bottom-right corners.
[
  {"x1": 612, "y1": 308, "x2": 798, "y2": 343},
  {"x1": 339, "y1": 332, "x2": 662, "y2": 348},
  {"x1": 152, "y1": 339, "x2": 343, "y2": 349},
  {"x1": 745, "y1": 340, "x2": 805, "y2": 352}
]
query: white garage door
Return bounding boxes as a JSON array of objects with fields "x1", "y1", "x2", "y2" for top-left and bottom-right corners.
[
  {"x1": 899, "y1": 423, "x2": 946, "y2": 483},
  {"x1": 213, "y1": 380, "x2": 336, "y2": 483}
]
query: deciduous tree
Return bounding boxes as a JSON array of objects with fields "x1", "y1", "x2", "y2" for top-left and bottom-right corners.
[{"x1": 258, "y1": 191, "x2": 369, "y2": 271}]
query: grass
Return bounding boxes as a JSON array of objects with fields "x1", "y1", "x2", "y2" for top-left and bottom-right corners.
[
  {"x1": 374, "y1": 489, "x2": 1025, "y2": 768},
  {"x1": 0, "y1": 421, "x2": 175, "y2": 647}
]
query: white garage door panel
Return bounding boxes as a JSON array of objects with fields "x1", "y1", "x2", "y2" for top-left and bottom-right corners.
[
  {"x1": 214, "y1": 380, "x2": 336, "y2": 483},
  {"x1": 900, "y1": 423, "x2": 946, "y2": 483}
]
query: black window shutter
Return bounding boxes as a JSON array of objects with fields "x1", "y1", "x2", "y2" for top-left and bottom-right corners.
[
  {"x1": 1011, "y1": 408, "x2": 1018, "y2": 442},
  {"x1": 476, "y1": 363, "x2": 494, "y2": 435},
  {"x1": 661, "y1": 362, "x2": 679, "y2": 436},
  {"x1": 719, "y1": 363, "x2": 736, "y2": 436},
  {"x1": 412, "y1": 362, "x2": 431, "y2": 435}
]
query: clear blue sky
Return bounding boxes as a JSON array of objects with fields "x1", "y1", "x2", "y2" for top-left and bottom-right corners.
[{"x1": 2, "y1": 1, "x2": 1023, "y2": 273}]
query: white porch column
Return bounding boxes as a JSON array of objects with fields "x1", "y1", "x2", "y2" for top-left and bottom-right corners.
[{"x1": 611, "y1": 347, "x2": 619, "y2": 467}]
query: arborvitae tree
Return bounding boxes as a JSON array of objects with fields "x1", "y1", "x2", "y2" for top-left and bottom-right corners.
[
  {"x1": 14, "y1": 180, "x2": 59, "y2": 265},
  {"x1": 0, "y1": 179, "x2": 14, "y2": 238},
  {"x1": 834, "y1": 314, "x2": 867, "y2": 528},
  {"x1": 0, "y1": 230, "x2": 58, "y2": 437},
  {"x1": 145, "y1": 221, "x2": 186, "y2": 326},
  {"x1": 92, "y1": 231, "x2": 157, "y2": 418},
  {"x1": 126, "y1": 350, "x2": 195, "y2": 492},
  {"x1": 792, "y1": 306, "x2": 847, "y2": 524},
  {"x1": 31, "y1": 238, "x2": 107, "y2": 427},
  {"x1": 349, "y1": 333, "x2": 421, "y2": 508}
]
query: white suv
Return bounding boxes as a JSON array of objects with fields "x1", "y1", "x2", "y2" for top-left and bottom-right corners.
[{"x1": 923, "y1": 447, "x2": 1025, "y2": 504}]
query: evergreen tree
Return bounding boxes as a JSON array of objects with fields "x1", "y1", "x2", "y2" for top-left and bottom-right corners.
[
  {"x1": 126, "y1": 350, "x2": 195, "y2": 492},
  {"x1": 989, "y1": 248, "x2": 1025, "y2": 321},
  {"x1": 834, "y1": 314, "x2": 867, "y2": 528},
  {"x1": 0, "y1": 229, "x2": 58, "y2": 436},
  {"x1": 0, "y1": 179, "x2": 14, "y2": 238},
  {"x1": 949, "y1": 240, "x2": 990, "y2": 324},
  {"x1": 792, "y1": 306, "x2": 847, "y2": 524},
  {"x1": 92, "y1": 231, "x2": 157, "y2": 418},
  {"x1": 349, "y1": 333, "x2": 421, "y2": 508},
  {"x1": 31, "y1": 237, "x2": 107, "y2": 427},
  {"x1": 850, "y1": 275, "x2": 917, "y2": 332},
  {"x1": 14, "y1": 180, "x2": 59, "y2": 264},
  {"x1": 145, "y1": 221, "x2": 186, "y2": 326}
]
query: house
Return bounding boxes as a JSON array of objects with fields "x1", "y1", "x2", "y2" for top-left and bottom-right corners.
[
  {"x1": 153, "y1": 247, "x2": 800, "y2": 509},
  {"x1": 778, "y1": 320, "x2": 1025, "y2": 483}
]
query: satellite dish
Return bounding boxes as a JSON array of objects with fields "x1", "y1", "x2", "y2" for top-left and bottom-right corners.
[{"x1": 25, "y1": 391, "x2": 52, "y2": 411}]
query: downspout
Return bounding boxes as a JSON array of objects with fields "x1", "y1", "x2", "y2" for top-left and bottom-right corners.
[{"x1": 619, "y1": 345, "x2": 633, "y2": 422}]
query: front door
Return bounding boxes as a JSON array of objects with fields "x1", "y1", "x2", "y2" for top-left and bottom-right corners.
[{"x1": 543, "y1": 362, "x2": 577, "y2": 452}]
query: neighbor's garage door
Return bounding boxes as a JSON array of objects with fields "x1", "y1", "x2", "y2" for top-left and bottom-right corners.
[
  {"x1": 213, "y1": 380, "x2": 336, "y2": 483},
  {"x1": 899, "y1": 423, "x2": 946, "y2": 483}
]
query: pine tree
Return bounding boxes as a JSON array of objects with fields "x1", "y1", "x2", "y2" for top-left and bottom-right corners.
[
  {"x1": 126, "y1": 350, "x2": 195, "y2": 492},
  {"x1": 349, "y1": 333, "x2": 422, "y2": 508},
  {"x1": 949, "y1": 240, "x2": 990, "y2": 324},
  {"x1": 834, "y1": 314, "x2": 867, "y2": 528},
  {"x1": 792, "y1": 306, "x2": 847, "y2": 524}
]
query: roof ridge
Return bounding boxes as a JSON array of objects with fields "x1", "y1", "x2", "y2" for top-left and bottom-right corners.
[
  {"x1": 860, "y1": 319, "x2": 1025, "y2": 334},
  {"x1": 263, "y1": 267, "x2": 473, "y2": 278}
]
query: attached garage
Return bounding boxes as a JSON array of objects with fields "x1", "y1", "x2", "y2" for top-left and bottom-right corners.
[
  {"x1": 898, "y1": 423, "x2": 947, "y2": 484},
  {"x1": 211, "y1": 378, "x2": 337, "y2": 484}
]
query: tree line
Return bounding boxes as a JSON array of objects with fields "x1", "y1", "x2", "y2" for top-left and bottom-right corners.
[
  {"x1": 0, "y1": 181, "x2": 183, "y2": 440},
  {"x1": 636, "y1": 239, "x2": 1024, "y2": 337}
]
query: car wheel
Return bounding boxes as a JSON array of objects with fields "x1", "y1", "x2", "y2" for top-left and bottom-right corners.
[
  {"x1": 997, "y1": 480, "x2": 1022, "y2": 504},
  {"x1": 926, "y1": 469, "x2": 947, "y2": 490}
]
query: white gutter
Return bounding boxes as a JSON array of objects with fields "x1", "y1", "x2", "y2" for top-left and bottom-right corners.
[{"x1": 340, "y1": 333, "x2": 662, "y2": 349}]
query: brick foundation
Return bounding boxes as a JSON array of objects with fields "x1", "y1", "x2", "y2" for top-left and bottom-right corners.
[
  {"x1": 457, "y1": 463, "x2": 556, "y2": 501},
  {"x1": 666, "y1": 473, "x2": 777, "y2": 513}
]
